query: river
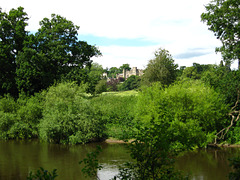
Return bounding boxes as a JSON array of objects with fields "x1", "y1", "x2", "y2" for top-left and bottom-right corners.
[{"x1": 0, "y1": 140, "x2": 238, "y2": 180}]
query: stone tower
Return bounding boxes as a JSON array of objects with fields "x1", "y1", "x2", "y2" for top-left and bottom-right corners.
[{"x1": 123, "y1": 68, "x2": 126, "y2": 79}]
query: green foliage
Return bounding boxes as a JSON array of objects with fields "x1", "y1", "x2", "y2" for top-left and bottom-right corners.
[
  {"x1": 116, "y1": 125, "x2": 189, "y2": 180},
  {"x1": 95, "y1": 79, "x2": 107, "y2": 94},
  {"x1": 119, "y1": 63, "x2": 131, "y2": 72},
  {"x1": 0, "y1": 7, "x2": 28, "y2": 96},
  {"x1": 106, "y1": 78, "x2": 120, "y2": 92},
  {"x1": 135, "y1": 80, "x2": 229, "y2": 148},
  {"x1": 143, "y1": 48, "x2": 178, "y2": 86},
  {"x1": 181, "y1": 66, "x2": 199, "y2": 79},
  {"x1": 180, "y1": 63, "x2": 213, "y2": 80},
  {"x1": 85, "y1": 63, "x2": 104, "y2": 94},
  {"x1": 118, "y1": 75, "x2": 141, "y2": 91},
  {"x1": 27, "y1": 167, "x2": 58, "y2": 180},
  {"x1": 79, "y1": 145, "x2": 103, "y2": 180},
  {"x1": 0, "y1": 93, "x2": 44, "y2": 139},
  {"x1": 39, "y1": 82, "x2": 106, "y2": 144},
  {"x1": 1, "y1": 7, "x2": 101, "y2": 96},
  {"x1": 111, "y1": 80, "x2": 228, "y2": 179},
  {"x1": 16, "y1": 14, "x2": 101, "y2": 95},
  {"x1": 107, "y1": 67, "x2": 121, "y2": 78},
  {"x1": 201, "y1": 0, "x2": 240, "y2": 68},
  {"x1": 201, "y1": 67, "x2": 240, "y2": 106},
  {"x1": 229, "y1": 157, "x2": 240, "y2": 180},
  {"x1": 0, "y1": 94, "x2": 18, "y2": 113},
  {"x1": 90, "y1": 94, "x2": 137, "y2": 140},
  {"x1": 16, "y1": 48, "x2": 50, "y2": 95}
]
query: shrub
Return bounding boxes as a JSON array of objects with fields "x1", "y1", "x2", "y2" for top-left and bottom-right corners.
[
  {"x1": 118, "y1": 75, "x2": 141, "y2": 91},
  {"x1": 39, "y1": 82, "x2": 106, "y2": 144},
  {"x1": 0, "y1": 94, "x2": 18, "y2": 113},
  {"x1": 95, "y1": 79, "x2": 107, "y2": 94},
  {"x1": 90, "y1": 94, "x2": 137, "y2": 140},
  {"x1": 0, "y1": 93, "x2": 44, "y2": 139},
  {"x1": 135, "y1": 80, "x2": 229, "y2": 149}
]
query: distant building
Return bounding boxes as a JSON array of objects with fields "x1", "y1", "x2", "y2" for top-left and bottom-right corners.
[
  {"x1": 116, "y1": 67, "x2": 144, "y2": 79},
  {"x1": 102, "y1": 72, "x2": 108, "y2": 78}
]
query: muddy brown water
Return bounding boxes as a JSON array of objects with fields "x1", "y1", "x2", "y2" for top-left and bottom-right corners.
[{"x1": 0, "y1": 140, "x2": 238, "y2": 180}]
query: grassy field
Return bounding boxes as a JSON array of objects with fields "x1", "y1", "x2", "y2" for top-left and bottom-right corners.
[{"x1": 101, "y1": 90, "x2": 138, "y2": 96}]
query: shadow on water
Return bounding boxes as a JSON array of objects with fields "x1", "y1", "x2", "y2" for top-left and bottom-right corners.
[{"x1": 0, "y1": 140, "x2": 239, "y2": 180}]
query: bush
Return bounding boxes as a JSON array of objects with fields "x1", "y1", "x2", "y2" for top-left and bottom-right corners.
[
  {"x1": 39, "y1": 82, "x2": 106, "y2": 144},
  {"x1": 0, "y1": 93, "x2": 44, "y2": 139},
  {"x1": 118, "y1": 75, "x2": 141, "y2": 91},
  {"x1": 135, "y1": 80, "x2": 229, "y2": 149},
  {"x1": 95, "y1": 79, "x2": 107, "y2": 94},
  {"x1": 90, "y1": 94, "x2": 137, "y2": 140}
]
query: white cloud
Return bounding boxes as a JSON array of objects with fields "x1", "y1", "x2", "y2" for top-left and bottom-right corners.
[{"x1": 2, "y1": 0, "x2": 238, "y2": 69}]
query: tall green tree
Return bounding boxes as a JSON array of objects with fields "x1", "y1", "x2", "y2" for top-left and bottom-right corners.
[
  {"x1": 201, "y1": 0, "x2": 240, "y2": 68},
  {"x1": 119, "y1": 63, "x2": 131, "y2": 72},
  {"x1": 0, "y1": 7, "x2": 28, "y2": 96},
  {"x1": 16, "y1": 14, "x2": 101, "y2": 95},
  {"x1": 85, "y1": 63, "x2": 104, "y2": 94},
  {"x1": 143, "y1": 48, "x2": 178, "y2": 86}
]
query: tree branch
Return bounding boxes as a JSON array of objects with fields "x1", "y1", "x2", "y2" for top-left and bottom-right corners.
[{"x1": 215, "y1": 90, "x2": 240, "y2": 144}]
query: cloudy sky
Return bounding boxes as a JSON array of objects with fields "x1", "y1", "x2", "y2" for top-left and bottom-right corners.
[{"x1": 1, "y1": 0, "x2": 238, "y2": 69}]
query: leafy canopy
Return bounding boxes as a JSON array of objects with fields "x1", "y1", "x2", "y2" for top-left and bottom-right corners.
[
  {"x1": 143, "y1": 48, "x2": 178, "y2": 86},
  {"x1": 0, "y1": 7, "x2": 28, "y2": 96},
  {"x1": 201, "y1": 0, "x2": 240, "y2": 68},
  {"x1": 0, "y1": 7, "x2": 101, "y2": 96}
]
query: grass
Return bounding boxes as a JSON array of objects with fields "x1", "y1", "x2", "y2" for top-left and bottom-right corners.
[{"x1": 102, "y1": 90, "x2": 138, "y2": 96}]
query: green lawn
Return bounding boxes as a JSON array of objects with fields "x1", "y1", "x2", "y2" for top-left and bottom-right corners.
[{"x1": 102, "y1": 90, "x2": 138, "y2": 96}]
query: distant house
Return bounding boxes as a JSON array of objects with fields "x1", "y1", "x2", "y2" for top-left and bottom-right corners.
[{"x1": 116, "y1": 67, "x2": 144, "y2": 79}]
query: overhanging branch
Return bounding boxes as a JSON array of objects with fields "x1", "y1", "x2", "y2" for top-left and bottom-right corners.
[{"x1": 215, "y1": 90, "x2": 240, "y2": 144}]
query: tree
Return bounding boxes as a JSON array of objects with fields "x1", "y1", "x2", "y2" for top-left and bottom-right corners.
[
  {"x1": 201, "y1": 0, "x2": 240, "y2": 69},
  {"x1": 16, "y1": 14, "x2": 101, "y2": 95},
  {"x1": 119, "y1": 63, "x2": 131, "y2": 72},
  {"x1": 181, "y1": 66, "x2": 199, "y2": 79},
  {"x1": 107, "y1": 67, "x2": 120, "y2": 78},
  {"x1": 201, "y1": 66, "x2": 240, "y2": 106},
  {"x1": 180, "y1": 63, "x2": 212, "y2": 80},
  {"x1": 143, "y1": 48, "x2": 178, "y2": 86},
  {"x1": 0, "y1": 7, "x2": 28, "y2": 96},
  {"x1": 85, "y1": 63, "x2": 104, "y2": 94}
]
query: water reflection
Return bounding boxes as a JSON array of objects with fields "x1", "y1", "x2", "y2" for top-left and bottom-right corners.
[
  {"x1": 0, "y1": 140, "x2": 239, "y2": 180},
  {"x1": 0, "y1": 140, "x2": 130, "y2": 180},
  {"x1": 175, "y1": 148, "x2": 240, "y2": 180}
]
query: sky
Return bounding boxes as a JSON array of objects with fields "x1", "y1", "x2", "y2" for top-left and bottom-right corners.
[{"x1": 1, "y1": 0, "x2": 238, "y2": 69}]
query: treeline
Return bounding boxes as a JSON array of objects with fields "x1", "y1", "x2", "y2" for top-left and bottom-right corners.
[{"x1": 0, "y1": 82, "x2": 137, "y2": 144}]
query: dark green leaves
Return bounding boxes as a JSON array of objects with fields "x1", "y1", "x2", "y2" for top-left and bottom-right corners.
[{"x1": 201, "y1": 0, "x2": 240, "y2": 68}]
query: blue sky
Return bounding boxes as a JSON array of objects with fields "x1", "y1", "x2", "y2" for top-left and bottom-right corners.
[
  {"x1": 1, "y1": 0, "x2": 238, "y2": 69},
  {"x1": 78, "y1": 35, "x2": 159, "y2": 47}
]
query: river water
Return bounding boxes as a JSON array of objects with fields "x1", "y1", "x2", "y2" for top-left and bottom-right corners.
[{"x1": 0, "y1": 140, "x2": 238, "y2": 180}]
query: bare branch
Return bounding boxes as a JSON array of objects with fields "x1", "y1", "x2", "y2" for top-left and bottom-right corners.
[{"x1": 215, "y1": 90, "x2": 240, "y2": 144}]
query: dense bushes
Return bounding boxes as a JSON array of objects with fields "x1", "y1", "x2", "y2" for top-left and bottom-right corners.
[
  {"x1": 134, "y1": 80, "x2": 229, "y2": 149},
  {"x1": 39, "y1": 83, "x2": 106, "y2": 144},
  {"x1": 0, "y1": 83, "x2": 137, "y2": 143},
  {"x1": 0, "y1": 94, "x2": 44, "y2": 139},
  {"x1": 0, "y1": 79, "x2": 233, "y2": 146},
  {"x1": 90, "y1": 93, "x2": 137, "y2": 140}
]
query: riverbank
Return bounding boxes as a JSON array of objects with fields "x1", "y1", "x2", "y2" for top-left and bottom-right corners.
[
  {"x1": 104, "y1": 138, "x2": 134, "y2": 144},
  {"x1": 208, "y1": 143, "x2": 240, "y2": 148}
]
